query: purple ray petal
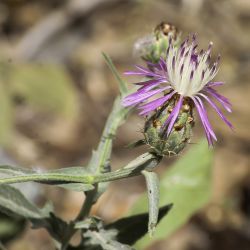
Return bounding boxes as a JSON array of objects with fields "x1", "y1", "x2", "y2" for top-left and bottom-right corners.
[
  {"x1": 195, "y1": 96, "x2": 217, "y2": 141},
  {"x1": 146, "y1": 61, "x2": 159, "y2": 67},
  {"x1": 139, "y1": 91, "x2": 176, "y2": 116},
  {"x1": 191, "y1": 97, "x2": 216, "y2": 145},
  {"x1": 205, "y1": 87, "x2": 232, "y2": 112},
  {"x1": 134, "y1": 78, "x2": 166, "y2": 85},
  {"x1": 124, "y1": 69, "x2": 164, "y2": 78},
  {"x1": 159, "y1": 57, "x2": 167, "y2": 72},
  {"x1": 180, "y1": 37, "x2": 189, "y2": 49},
  {"x1": 198, "y1": 93, "x2": 233, "y2": 129},
  {"x1": 137, "y1": 79, "x2": 168, "y2": 92},
  {"x1": 125, "y1": 80, "x2": 167, "y2": 99},
  {"x1": 206, "y1": 81, "x2": 224, "y2": 87},
  {"x1": 135, "y1": 65, "x2": 163, "y2": 78},
  {"x1": 206, "y1": 87, "x2": 231, "y2": 105},
  {"x1": 124, "y1": 71, "x2": 150, "y2": 76},
  {"x1": 192, "y1": 97, "x2": 213, "y2": 145},
  {"x1": 124, "y1": 70, "x2": 161, "y2": 78},
  {"x1": 146, "y1": 61, "x2": 162, "y2": 71},
  {"x1": 122, "y1": 86, "x2": 170, "y2": 107}
]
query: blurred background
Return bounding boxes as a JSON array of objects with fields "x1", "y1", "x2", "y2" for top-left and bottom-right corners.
[{"x1": 0, "y1": 0, "x2": 249, "y2": 249}]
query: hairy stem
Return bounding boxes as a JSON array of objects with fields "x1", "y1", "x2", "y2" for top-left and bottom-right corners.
[
  {"x1": 0, "y1": 153, "x2": 160, "y2": 185},
  {"x1": 75, "y1": 186, "x2": 98, "y2": 221}
]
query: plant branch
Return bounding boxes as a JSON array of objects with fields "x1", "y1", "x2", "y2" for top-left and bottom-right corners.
[
  {"x1": 0, "y1": 153, "x2": 160, "y2": 185},
  {"x1": 75, "y1": 186, "x2": 98, "y2": 221}
]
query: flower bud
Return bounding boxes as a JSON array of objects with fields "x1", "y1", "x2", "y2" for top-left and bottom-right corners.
[{"x1": 134, "y1": 22, "x2": 180, "y2": 63}]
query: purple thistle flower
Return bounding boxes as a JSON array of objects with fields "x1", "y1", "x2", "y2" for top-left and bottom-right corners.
[{"x1": 122, "y1": 34, "x2": 233, "y2": 145}]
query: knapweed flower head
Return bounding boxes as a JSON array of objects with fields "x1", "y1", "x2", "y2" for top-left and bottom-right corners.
[{"x1": 123, "y1": 34, "x2": 233, "y2": 146}]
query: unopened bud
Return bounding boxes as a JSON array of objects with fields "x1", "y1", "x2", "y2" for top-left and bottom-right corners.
[{"x1": 134, "y1": 22, "x2": 180, "y2": 63}]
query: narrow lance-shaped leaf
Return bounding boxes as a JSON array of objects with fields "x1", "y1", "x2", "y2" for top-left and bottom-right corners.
[
  {"x1": 102, "y1": 52, "x2": 128, "y2": 95},
  {"x1": 0, "y1": 166, "x2": 95, "y2": 192},
  {"x1": 142, "y1": 170, "x2": 160, "y2": 237},
  {"x1": 130, "y1": 139, "x2": 213, "y2": 249},
  {"x1": 0, "y1": 184, "x2": 71, "y2": 243},
  {"x1": 0, "y1": 184, "x2": 48, "y2": 219},
  {"x1": 0, "y1": 165, "x2": 35, "y2": 177}
]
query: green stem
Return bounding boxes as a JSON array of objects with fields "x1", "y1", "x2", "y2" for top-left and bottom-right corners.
[
  {"x1": 59, "y1": 188, "x2": 98, "y2": 250},
  {"x1": 75, "y1": 186, "x2": 98, "y2": 221},
  {"x1": 0, "y1": 153, "x2": 159, "y2": 185},
  {"x1": 0, "y1": 173, "x2": 91, "y2": 185}
]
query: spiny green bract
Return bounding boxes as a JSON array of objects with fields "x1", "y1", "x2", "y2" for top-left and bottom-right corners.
[{"x1": 144, "y1": 101, "x2": 193, "y2": 156}]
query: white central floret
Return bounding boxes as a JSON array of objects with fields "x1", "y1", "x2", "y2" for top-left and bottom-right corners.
[{"x1": 166, "y1": 38, "x2": 218, "y2": 97}]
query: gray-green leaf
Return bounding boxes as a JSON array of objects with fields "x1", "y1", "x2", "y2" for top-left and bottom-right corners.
[
  {"x1": 142, "y1": 170, "x2": 160, "y2": 237},
  {"x1": 102, "y1": 53, "x2": 128, "y2": 96},
  {"x1": 0, "y1": 184, "x2": 49, "y2": 219},
  {"x1": 56, "y1": 183, "x2": 94, "y2": 192}
]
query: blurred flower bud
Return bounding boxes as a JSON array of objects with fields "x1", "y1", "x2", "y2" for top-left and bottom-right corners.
[{"x1": 133, "y1": 22, "x2": 180, "y2": 63}]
